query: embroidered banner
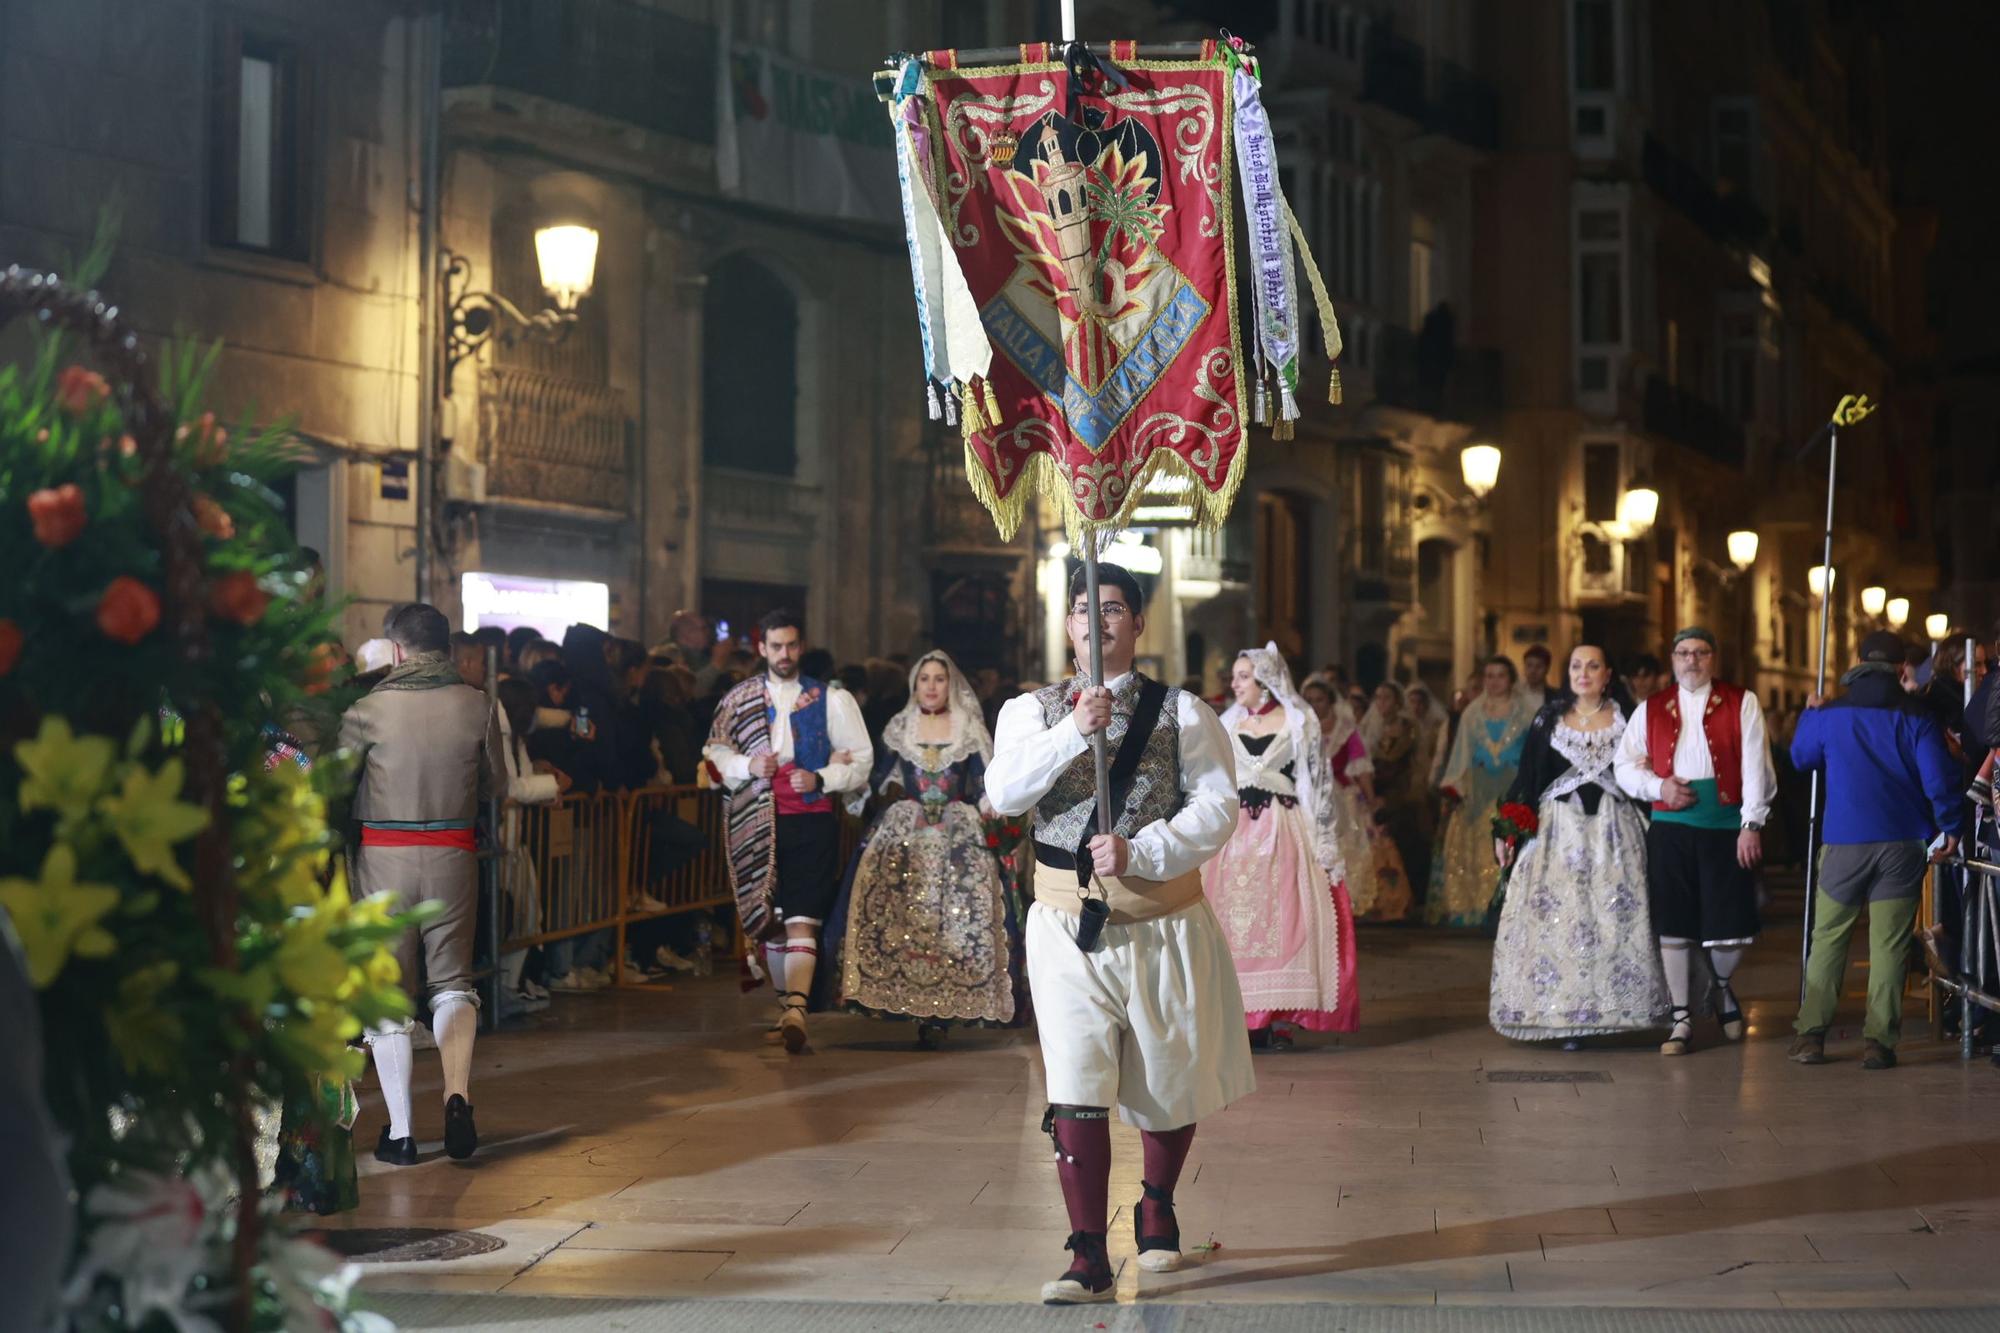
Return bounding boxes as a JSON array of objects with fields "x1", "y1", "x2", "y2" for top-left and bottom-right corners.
[{"x1": 911, "y1": 42, "x2": 1245, "y2": 540}]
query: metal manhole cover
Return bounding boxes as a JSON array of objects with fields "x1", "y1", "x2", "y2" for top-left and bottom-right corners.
[
  {"x1": 319, "y1": 1227, "x2": 508, "y2": 1264},
  {"x1": 1485, "y1": 1070, "x2": 1612, "y2": 1083}
]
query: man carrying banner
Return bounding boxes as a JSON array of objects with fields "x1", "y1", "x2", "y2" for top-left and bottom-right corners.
[
  {"x1": 1614, "y1": 625, "x2": 1777, "y2": 1056},
  {"x1": 986, "y1": 564, "x2": 1250, "y2": 1303},
  {"x1": 704, "y1": 608, "x2": 873, "y2": 1054}
]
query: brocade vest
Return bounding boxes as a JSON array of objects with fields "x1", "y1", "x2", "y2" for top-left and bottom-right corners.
[
  {"x1": 1647, "y1": 679, "x2": 1747, "y2": 810},
  {"x1": 1031, "y1": 673, "x2": 1185, "y2": 853}
]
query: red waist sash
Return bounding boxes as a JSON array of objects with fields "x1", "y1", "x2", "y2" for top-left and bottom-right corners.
[{"x1": 361, "y1": 825, "x2": 475, "y2": 850}]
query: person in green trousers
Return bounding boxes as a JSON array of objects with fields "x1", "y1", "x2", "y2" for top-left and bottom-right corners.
[{"x1": 1789, "y1": 632, "x2": 1966, "y2": 1070}]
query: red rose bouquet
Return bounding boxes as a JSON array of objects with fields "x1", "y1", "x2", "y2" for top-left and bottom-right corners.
[{"x1": 1491, "y1": 801, "x2": 1539, "y2": 885}]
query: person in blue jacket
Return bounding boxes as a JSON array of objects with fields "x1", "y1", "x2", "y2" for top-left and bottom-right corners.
[{"x1": 1790, "y1": 630, "x2": 1967, "y2": 1070}]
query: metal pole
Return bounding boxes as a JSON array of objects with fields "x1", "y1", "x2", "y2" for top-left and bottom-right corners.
[
  {"x1": 1056, "y1": 0, "x2": 1113, "y2": 837},
  {"x1": 1799, "y1": 421, "x2": 1838, "y2": 1004}
]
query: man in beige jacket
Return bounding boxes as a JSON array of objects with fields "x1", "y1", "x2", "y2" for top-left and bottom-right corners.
[{"x1": 341, "y1": 603, "x2": 506, "y2": 1164}]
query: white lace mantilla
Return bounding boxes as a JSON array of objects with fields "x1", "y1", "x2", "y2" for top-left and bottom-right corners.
[{"x1": 1234, "y1": 727, "x2": 1298, "y2": 797}]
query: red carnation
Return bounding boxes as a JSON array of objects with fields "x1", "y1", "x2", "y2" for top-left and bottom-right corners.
[
  {"x1": 1498, "y1": 802, "x2": 1539, "y2": 836},
  {"x1": 27, "y1": 484, "x2": 88, "y2": 549},
  {"x1": 0, "y1": 619, "x2": 22, "y2": 676},
  {"x1": 97, "y1": 577, "x2": 161, "y2": 645},
  {"x1": 984, "y1": 832, "x2": 1001, "y2": 848},
  {"x1": 209, "y1": 571, "x2": 271, "y2": 626},
  {"x1": 55, "y1": 364, "x2": 110, "y2": 417},
  {"x1": 302, "y1": 641, "x2": 341, "y2": 696}
]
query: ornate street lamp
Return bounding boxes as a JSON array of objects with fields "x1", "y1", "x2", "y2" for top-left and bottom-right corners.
[
  {"x1": 1459, "y1": 443, "x2": 1501, "y2": 500},
  {"x1": 1886, "y1": 596, "x2": 1910, "y2": 630},
  {"x1": 1615, "y1": 482, "x2": 1660, "y2": 537},
  {"x1": 1859, "y1": 585, "x2": 1887, "y2": 618},
  {"x1": 1726, "y1": 529, "x2": 1759, "y2": 571},
  {"x1": 1806, "y1": 564, "x2": 1835, "y2": 600},
  {"x1": 1926, "y1": 613, "x2": 1951, "y2": 642},
  {"x1": 442, "y1": 222, "x2": 601, "y2": 396}
]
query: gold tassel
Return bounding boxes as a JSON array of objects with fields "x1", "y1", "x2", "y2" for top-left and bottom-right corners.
[
  {"x1": 981, "y1": 376, "x2": 1002, "y2": 431},
  {"x1": 959, "y1": 380, "x2": 986, "y2": 438},
  {"x1": 1329, "y1": 367, "x2": 1343, "y2": 406},
  {"x1": 1274, "y1": 417, "x2": 1295, "y2": 441}
]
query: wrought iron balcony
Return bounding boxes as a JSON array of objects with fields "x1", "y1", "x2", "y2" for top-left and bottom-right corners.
[
  {"x1": 1642, "y1": 374, "x2": 1746, "y2": 468},
  {"x1": 1360, "y1": 28, "x2": 1498, "y2": 151},
  {"x1": 443, "y1": 0, "x2": 717, "y2": 143},
  {"x1": 1641, "y1": 134, "x2": 1769, "y2": 248},
  {"x1": 478, "y1": 366, "x2": 632, "y2": 514},
  {"x1": 1370, "y1": 323, "x2": 1503, "y2": 424}
]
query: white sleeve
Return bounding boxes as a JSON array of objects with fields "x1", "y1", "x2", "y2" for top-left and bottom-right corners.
[
  {"x1": 703, "y1": 740, "x2": 754, "y2": 789},
  {"x1": 1124, "y1": 693, "x2": 1240, "y2": 882},
  {"x1": 815, "y1": 688, "x2": 874, "y2": 795},
  {"x1": 498, "y1": 713, "x2": 560, "y2": 805},
  {"x1": 1614, "y1": 698, "x2": 1664, "y2": 802},
  {"x1": 984, "y1": 693, "x2": 1087, "y2": 816},
  {"x1": 1738, "y1": 691, "x2": 1775, "y2": 826}
]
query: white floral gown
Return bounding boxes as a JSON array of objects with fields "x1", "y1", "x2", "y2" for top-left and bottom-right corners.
[{"x1": 1487, "y1": 708, "x2": 1670, "y2": 1041}]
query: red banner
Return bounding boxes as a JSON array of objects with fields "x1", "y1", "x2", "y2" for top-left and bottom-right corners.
[{"x1": 915, "y1": 44, "x2": 1243, "y2": 538}]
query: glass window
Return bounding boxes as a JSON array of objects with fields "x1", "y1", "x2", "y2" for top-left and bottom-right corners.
[
  {"x1": 703, "y1": 254, "x2": 799, "y2": 475},
  {"x1": 1579, "y1": 251, "x2": 1623, "y2": 344},
  {"x1": 1582, "y1": 441, "x2": 1622, "y2": 522},
  {"x1": 1573, "y1": 0, "x2": 1616, "y2": 92},
  {"x1": 208, "y1": 23, "x2": 312, "y2": 260}
]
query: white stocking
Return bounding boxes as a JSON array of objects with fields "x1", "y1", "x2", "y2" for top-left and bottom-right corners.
[
  {"x1": 366, "y1": 1022, "x2": 415, "y2": 1140},
  {"x1": 1707, "y1": 945, "x2": 1745, "y2": 988},
  {"x1": 763, "y1": 940, "x2": 789, "y2": 986},
  {"x1": 783, "y1": 937, "x2": 819, "y2": 1001},
  {"x1": 1660, "y1": 938, "x2": 1694, "y2": 1011},
  {"x1": 433, "y1": 994, "x2": 478, "y2": 1103}
]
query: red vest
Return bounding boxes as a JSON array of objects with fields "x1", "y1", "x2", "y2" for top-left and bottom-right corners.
[{"x1": 1647, "y1": 680, "x2": 1746, "y2": 811}]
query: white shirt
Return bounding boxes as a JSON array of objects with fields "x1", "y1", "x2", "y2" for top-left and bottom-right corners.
[
  {"x1": 985, "y1": 672, "x2": 1239, "y2": 882},
  {"x1": 1614, "y1": 681, "x2": 1775, "y2": 826},
  {"x1": 704, "y1": 677, "x2": 874, "y2": 795}
]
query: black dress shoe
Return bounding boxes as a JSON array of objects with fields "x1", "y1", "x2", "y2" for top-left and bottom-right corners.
[
  {"x1": 374, "y1": 1125, "x2": 417, "y2": 1166},
  {"x1": 444, "y1": 1094, "x2": 478, "y2": 1160}
]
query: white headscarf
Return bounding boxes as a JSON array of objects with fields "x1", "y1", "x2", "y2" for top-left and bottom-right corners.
[
  {"x1": 1220, "y1": 643, "x2": 1343, "y2": 880},
  {"x1": 1359, "y1": 680, "x2": 1404, "y2": 753},
  {"x1": 879, "y1": 649, "x2": 992, "y2": 769}
]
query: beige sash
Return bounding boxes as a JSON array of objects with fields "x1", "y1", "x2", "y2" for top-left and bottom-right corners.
[{"x1": 1033, "y1": 859, "x2": 1204, "y2": 926}]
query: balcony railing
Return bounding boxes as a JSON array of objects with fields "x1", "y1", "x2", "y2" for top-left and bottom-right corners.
[
  {"x1": 1370, "y1": 323, "x2": 1503, "y2": 423},
  {"x1": 479, "y1": 367, "x2": 632, "y2": 513},
  {"x1": 1642, "y1": 134, "x2": 1769, "y2": 248},
  {"x1": 1642, "y1": 375, "x2": 1745, "y2": 468},
  {"x1": 443, "y1": 0, "x2": 717, "y2": 143},
  {"x1": 1361, "y1": 27, "x2": 1498, "y2": 151},
  {"x1": 703, "y1": 466, "x2": 822, "y2": 530}
]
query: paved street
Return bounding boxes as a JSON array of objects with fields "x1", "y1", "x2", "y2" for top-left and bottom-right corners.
[{"x1": 335, "y1": 883, "x2": 2000, "y2": 1322}]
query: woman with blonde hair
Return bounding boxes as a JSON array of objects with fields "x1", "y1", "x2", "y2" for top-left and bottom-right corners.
[{"x1": 1428, "y1": 656, "x2": 1539, "y2": 926}]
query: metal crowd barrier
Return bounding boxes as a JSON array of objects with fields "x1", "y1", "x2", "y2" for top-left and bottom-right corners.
[
  {"x1": 1915, "y1": 798, "x2": 2000, "y2": 1059},
  {"x1": 498, "y1": 785, "x2": 734, "y2": 976}
]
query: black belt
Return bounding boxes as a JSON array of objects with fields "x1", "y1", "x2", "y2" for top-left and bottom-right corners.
[{"x1": 1035, "y1": 843, "x2": 1081, "y2": 872}]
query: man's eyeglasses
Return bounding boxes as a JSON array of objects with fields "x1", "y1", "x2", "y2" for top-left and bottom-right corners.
[
  {"x1": 1672, "y1": 647, "x2": 1715, "y2": 662},
  {"x1": 1068, "y1": 603, "x2": 1132, "y2": 623}
]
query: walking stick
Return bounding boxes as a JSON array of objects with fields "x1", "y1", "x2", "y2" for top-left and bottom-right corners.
[{"x1": 1798, "y1": 394, "x2": 1876, "y2": 1003}]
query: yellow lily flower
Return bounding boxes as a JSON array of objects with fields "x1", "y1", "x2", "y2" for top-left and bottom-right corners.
[
  {"x1": 271, "y1": 916, "x2": 349, "y2": 1003},
  {"x1": 97, "y1": 758, "x2": 210, "y2": 891},
  {"x1": 15, "y1": 718, "x2": 117, "y2": 832},
  {"x1": 105, "y1": 962, "x2": 184, "y2": 1075},
  {"x1": 0, "y1": 845, "x2": 120, "y2": 987}
]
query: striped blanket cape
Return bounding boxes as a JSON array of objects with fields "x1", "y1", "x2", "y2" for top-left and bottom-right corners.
[{"x1": 708, "y1": 674, "x2": 783, "y2": 944}]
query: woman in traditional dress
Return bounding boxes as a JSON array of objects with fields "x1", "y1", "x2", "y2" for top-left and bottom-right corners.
[
  {"x1": 1427, "y1": 656, "x2": 1539, "y2": 926},
  {"x1": 1489, "y1": 645, "x2": 1668, "y2": 1047},
  {"x1": 1202, "y1": 645, "x2": 1357, "y2": 1048},
  {"x1": 817, "y1": 651, "x2": 1019, "y2": 1047},
  {"x1": 1302, "y1": 676, "x2": 1379, "y2": 915},
  {"x1": 1355, "y1": 682, "x2": 1416, "y2": 922}
]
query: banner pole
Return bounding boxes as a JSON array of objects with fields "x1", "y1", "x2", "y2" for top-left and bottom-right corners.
[
  {"x1": 1799, "y1": 418, "x2": 1839, "y2": 1003},
  {"x1": 1056, "y1": 0, "x2": 1112, "y2": 835}
]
